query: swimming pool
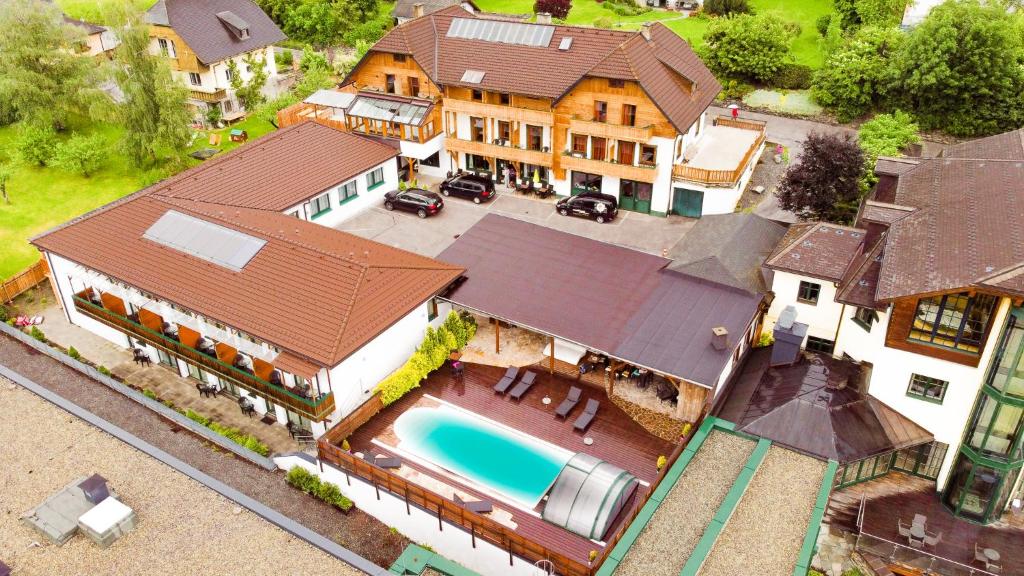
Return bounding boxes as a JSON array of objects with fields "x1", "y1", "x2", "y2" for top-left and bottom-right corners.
[{"x1": 392, "y1": 404, "x2": 574, "y2": 508}]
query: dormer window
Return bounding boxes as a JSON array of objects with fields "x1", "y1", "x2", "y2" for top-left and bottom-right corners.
[{"x1": 216, "y1": 11, "x2": 250, "y2": 40}]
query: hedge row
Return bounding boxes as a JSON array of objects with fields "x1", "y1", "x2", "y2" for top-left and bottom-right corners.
[{"x1": 286, "y1": 466, "x2": 353, "y2": 511}]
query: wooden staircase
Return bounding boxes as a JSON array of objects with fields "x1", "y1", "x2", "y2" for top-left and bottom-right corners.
[{"x1": 824, "y1": 490, "x2": 862, "y2": 534}]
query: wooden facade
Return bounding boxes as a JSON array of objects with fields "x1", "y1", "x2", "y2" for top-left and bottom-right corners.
[
  {"x1": 149, "y1": 25, "x2": 206, "y2": 73},
  {"x1": 883, "y1": 293, "x2": 1002, "y2": 368},
  {"x1": 560, "y1": 153, "x2": 657, "y2": 183},
  {"x1": 346, "y1": 51, "x2": 442, "y2": 99}
]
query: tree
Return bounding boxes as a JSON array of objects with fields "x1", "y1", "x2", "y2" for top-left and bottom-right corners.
[
  {"x1": 776, "y1": 132, "x2": 866, "y2": 223},
  {"x1": 0, "y1": 0, "x2": 104, "y2": 128},
  {"x1": 16, "y1": 125, "x2": 57, "y2": 166},
  {"x1": 228, "y1": 53, "x2": 269, "y2": 111},
  {"x1": 704, "y1": 0, "x2": 750, "y2": 16},
  {"x1": 857, "y1": 110, "x2": 919, "y2": 189},
  {"x1": 891, "y1": 0, "x2": 1024, "y2": 136},
  {"x1": 52, "y1": 134, "x2": 106, "y2": 177},
  {"x1": 811, "y1": 26, "x2": 903, "y2": 122},
  {"x1": 700, "y1": 14, "x2": 797, "y2": 82},
  {"x1": 854, "y1": 0, "x2": 905, "y2": 26},
  {"x1": 534, "y1": 0, "x2": 572, "y2": 19},
  {"x1": 110, "y1": 13, "x2": 192, "y2": 166},
  {"x1": 299, "y1": 46, "x2": 330, "y2": 73}
]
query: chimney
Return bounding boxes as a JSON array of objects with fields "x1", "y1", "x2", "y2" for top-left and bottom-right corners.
[
  {"x1": 770, "y1": 306, "x2": 809, "y2": 367},
  {"x1": 413, "y1": 2, "x2": 424, "y2": 18},
  {"x1": 536, "y1": 12, "x2": 552, "y2": 24},
  {"x1": 640, "y1": 21, "x2": 653, "y2": 40},
  {"x1": 711, "y1": 326, "x2": 729, "y2": 351}
]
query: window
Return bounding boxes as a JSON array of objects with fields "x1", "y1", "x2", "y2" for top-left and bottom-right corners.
[
  {"x1": 186, "y1": 363, "x2": 202, "y2": 380},
  {"x1": 908, "y1": 292, "x2": 998, "y2": 354},
  {"x1": 572, "y1": 134, "x2": 588, "y2": 154},
  {"x1": 366, "y1": 167, "x2": 385, "y2": 190},
  {"x1": 571, "y1": 172, "x2": 602, "y2": 194},
  {"x1": 797, "y1": 281, "x2": 821, "y2": 304},
  {"x1": 497, "y1": 120, "x2": 511, "y2": 143},
  {"x1": 499, "y1": 92, "x2": 511, "y2": 105},
  {"x1": 427, "y1": 298, "x2": 438, "y2": 321},
  {"x1": 308, "y1": 192, "x2": 331, "y2": 218},
  {"x1": 853, "y1": 307, "x2": 877, "y2": 331},
  {"x1": 188, "y1": 72, "x2": 202, "y2": 86},
  {"x1": 591, "y1": 137, "x2": 606, "y2": 161},
  {"x1": 338, "y1": 180, "x2": 357, "y2": 203},
  {"x1": 526, "y1": 125, "x2": 543, "y2": 151},
  {"x1": 594, "y1": 101, "x2": 607, "y2": 122},
  {"x1": 385, "y1": 74, "x2": 396, "y2": 94},
  {"x1": 470, "y1": 116, "x2": 485, "y2": 142},
  {"x1": 420, "y1": 151, "x2": 441, "y2": 167},
  {"x1": 393, "y1": 53, "x2": 407, "y2": 63},
  {"x1": 622, "y1": 104, "x2": 637, "y2": 127},
  {"x1": 609, "y1": 79, "x2": 625, "y2": 88},
  {"x1": 472, "y1": 89, "x2": 483, "y2": 101},
  {"x1": 640, "y1": 145, "x2": 656, "y2": 166},
  {"x1": 408, "y1": 76, "x2": 420, "y2": 96},
  {"x1": 225, "y1": 67, "x2": 235, "y2": 82},
  {"x1": 805, "y1": 336, "x2": 835, "y2": 354},
  {"x1": 617, "y1": 140, "x2": 635, "y2": 165},
  {"x1": 158, "y1": 37, "x2": 174, "y2": 57},
  {"x1": 223, "y1": 99, "x2": 233, "y2": 112},
  {"x1": 156, "y1": 348, "x2": 175, "y2": 367},
  {"x1": 907, "y1": 374, "x2": 949, "y2": 403}
]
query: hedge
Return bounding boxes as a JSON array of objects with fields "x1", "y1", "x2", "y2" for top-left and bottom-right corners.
[
  {"x1": 286, "y1": 466, "x2": 353, "y2": 511},
  {"x1": 183, "y1": 407, "x2": 271, "y2": 456}
]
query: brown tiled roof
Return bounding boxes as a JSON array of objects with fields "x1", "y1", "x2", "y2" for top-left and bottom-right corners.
[
  {"x1": 941, "y1": 128, "x2": 1024, "y2": 160},
  {"x1": 356, "y1": 8, "x2": 719, "y2": 133},
  {"x1": 765, "y1": 223, "x2": 867, "y2": 283},
  {"x1": 874, "y1": 156, "x2": 919, "y2": 176},
  {"x1": 858, "y1": 200, "x2": 915, "y2": 225},
  {"x1": 392, "y1": 0, "x2": 481, "y2": 19},
  {"x1": 836, "y1": 233, "x2": 887, "y2": 310},
  {"x1": 150, "y1": 122, "x2": 397, "y2": 211},
  {"x1": 145, "y1": 0, "x2": 286, "y2": 64}
]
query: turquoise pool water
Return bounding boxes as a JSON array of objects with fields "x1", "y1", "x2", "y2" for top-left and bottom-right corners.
[{"x1": 393, "y1": 404, "x2": 574, "y2": 508}]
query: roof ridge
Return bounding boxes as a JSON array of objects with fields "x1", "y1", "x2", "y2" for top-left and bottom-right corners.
[{"x1": 327, "y1": 265, "x2": 367, "y2": 360}]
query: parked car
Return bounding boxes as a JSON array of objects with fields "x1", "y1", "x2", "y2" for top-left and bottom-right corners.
[
  {"x1": 439, "y1": 173, "x2": 496, "y2": 204},
  {"x1": 555, "y1": 192, "x2": 618, "y2": 223},
  {"x1": 384, "y1": 188, "x2": 444, "y2": 218}
]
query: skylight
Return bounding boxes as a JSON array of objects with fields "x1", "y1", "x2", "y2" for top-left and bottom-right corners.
[
  {"x1": 559, "y1": 37, "x2": 573, "y2": 50},
  {"x1": 461, "y1": 70, "x2": 486, "y2": 84},
  {"x1": 143, "y1": 210, "x2": 266, "y2": 272}
]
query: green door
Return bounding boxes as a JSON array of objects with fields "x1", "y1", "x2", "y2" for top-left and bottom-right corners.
[
  {"x1": 673, "y1": 187, "x2": 703, "y2": 218},
  {"x1": 619, "y1": 180, "x2": 651, "y2": 214}
]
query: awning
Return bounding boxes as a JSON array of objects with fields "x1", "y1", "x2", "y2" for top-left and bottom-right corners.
[
  {"x1": 273, "y1": 350, "x2": 322, "y2": 379},
  {"x1": 542, "y1": 338, "x2": 587, "y2": 365},
  {"x1": 304, "y1": 89, "x2": 355, "y2": 109}
]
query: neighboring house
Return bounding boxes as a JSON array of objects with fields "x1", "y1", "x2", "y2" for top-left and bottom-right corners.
[
  {"x1": 279, "y1": 7, "x2": 765, "y2": 217},
  {"x1": 145, "y1": 0, "x2": 286, "y2": 121},
  {"x1": 761, "y1": 128, "x2": 1024, "y2": 525},
  {"x1": 63, "y1": 15, "x2": 119, "y2": 57},
  {"x1": 31, "y1": 123, "x2": 454, "y2": 437},
  {"x1": 392, "y1": 0, "x2": 480, "y2": 24}
]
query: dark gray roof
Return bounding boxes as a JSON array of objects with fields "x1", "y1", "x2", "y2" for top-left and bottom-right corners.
[
  {"x1": 438, "y1": 215, "x2": 763, "y2": 387},
  {"x1": 145, "y1": 0, "x2": 285, "y2": 64},
  {"x1": 667, "y1": 213, "x2": 787, "y2": 294},
  {"x1": 63, "y1": 15, "x2": 106, "y2": 34},
  {"x1": 392, "y1": 0, "x2": 480, "y2": 19}
]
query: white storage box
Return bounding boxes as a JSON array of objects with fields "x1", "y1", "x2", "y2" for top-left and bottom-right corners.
[{"x1": 77, "y1": 497, "x2": 136, "y2": 548}]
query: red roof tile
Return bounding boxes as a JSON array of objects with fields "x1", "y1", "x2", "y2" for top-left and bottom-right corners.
[{"x1": 765, "y1": 223, "x2": 867, "y2": 282}]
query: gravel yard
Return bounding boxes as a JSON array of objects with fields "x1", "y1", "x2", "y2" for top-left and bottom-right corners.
[
  {"x1": 615, "y1": 431, "x2": 755, "y2": 576},
  {"x1": 699, "y1": 446, "x2": 826, "y2": 576},
  {"x1": 0, "y1": 333, "x2": 409, "y2": 567},
  {"x1": 0, "y1": 381, "x2": 365, "y2": 576}
]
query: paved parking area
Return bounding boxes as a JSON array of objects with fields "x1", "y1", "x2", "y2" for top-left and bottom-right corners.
[{"x1": 336, "y1": 190, "x2": 696, "y2": 258}]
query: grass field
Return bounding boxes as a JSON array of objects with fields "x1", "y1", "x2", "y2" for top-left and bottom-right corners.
[{"x1": 56, "y1": 0, "x2": 153, "y2": 24}]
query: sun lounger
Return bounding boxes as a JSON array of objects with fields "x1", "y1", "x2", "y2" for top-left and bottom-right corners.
[
  {"x1": 509, "y1": 371, "x2": 537, "y2": 400},
  {"x1": 493, "y1": 366, "x2": 519, "y2": 394},
  {"x1": 455, "y1": 494, "x2": 493, "y2": 514},
  {"x1": 375, "y1": 456, "x2": 401, "y2": 469},
  {"x1": 555, "y1": 386, "x2": 582, "y2": 418},
  {"x1": 573, "y1": 399, "x2": 600, "y2": 431}
]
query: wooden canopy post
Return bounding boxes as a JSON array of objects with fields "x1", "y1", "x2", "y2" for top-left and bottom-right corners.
[
  {"x1": 549, "y1": 336, "x2": 555, "y2": 375},
  {"x1": 495, "y1": 320, "x2": 501, "y2": 354}
]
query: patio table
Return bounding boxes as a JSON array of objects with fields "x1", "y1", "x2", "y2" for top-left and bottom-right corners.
[
  {"x1": 910, "y1": 524, "x2": 925, "y2": 540},
  {"x1": 984, "y1": 548, "x2": 1000, "y2": 562}
]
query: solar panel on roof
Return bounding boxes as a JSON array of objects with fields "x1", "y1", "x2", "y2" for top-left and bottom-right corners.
[
  {"x1": 446, "y1": 17, "x2": 554, "y2": 47},
  {"x1": 460, "y1": 70, "x2": 485, "y2": 84},
  {"x1": 143, "y1": 210, "x2": 266, "y2": 272}
]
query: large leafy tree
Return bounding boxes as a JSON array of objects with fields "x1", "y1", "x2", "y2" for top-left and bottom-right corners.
[
  {"x1": 700, "y1": 13, "x2": 797, "y2": 82},
  {"x1": 811, "y1": 26, "x2": 903, "y2": 122},
  {"x1": 228, "y1": 53, "x2": 269, "y2": 111},
  {"x1": 0, "y1": 0, "x2": 103, "y2": 128},
  {"x1": 111, "y1": 13, "x2": 192, "y2": 166},
  {"x1": 776, "y1": 132, "x2": 866, "y2": 223},
  {"x1": 857, "y1": 110, "x2": 919, "y2": 189},
  {"x1": 891, "y1": 0, "x2": 1024, "y2": 136}
]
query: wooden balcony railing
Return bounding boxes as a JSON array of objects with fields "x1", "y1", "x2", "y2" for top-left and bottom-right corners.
[
  {"x1": 442, "y1": 98, "x2": 553, "y2": 125},
  {"x1": 445, "y1": 138, "x2": 553, "y2": 167},
  {"x1": 672, "y1": 131, "x2": 766, "y2": 188},
  {"x1": 73, "y1": 296, "x2": 335, "y2": 421},
  {"x1": 569, "y1": 117, "x2": 653, "y2": 142},
  {"x1": 189, "y1": 88, "x2": 227, "y2": 103},
  {"x1": 560, "y1": 153, "x2": 658, "y2": 183}
]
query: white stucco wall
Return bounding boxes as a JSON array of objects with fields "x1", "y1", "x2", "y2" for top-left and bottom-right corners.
[
  {"x1": 765, "y1": 271, "x2": 845, "y2": 345},
  {"x1": 283, "y1": 158, "x2": 399, "y2": 226}
]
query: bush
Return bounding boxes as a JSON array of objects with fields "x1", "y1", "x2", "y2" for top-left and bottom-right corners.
[
  {"x1": 143, "y1": 388, "x2": 158, "y2": 400},
  {"x1": 719, "y1": 79, "x2": 755, "y2": 100},
  {"x1": 286, "y1": 466, "x2": 353, "y2": 510},
  {"x1": 593, "y1": 16, "x2": 615, "y2": 28},
  {"x1": 51, "y1": 134, "x2": 105, "y2": 177},
  {"x1": 0, "y1": 304, "x2": 8, "y2": 322},
  {"x1": 534, "y1": 0, "x2": 571, "y2": 19},
  {"x1": 704, "y1": 0, "x2": 749, "y2": 16},
  {"x1": 811, "y1": 26, "x2": 903, "y2": 122},
  {"x1": 769, "y1": 63, "x2": 812, "y2": 90},
  {"x1": 275, "y1": 49, "x2": 294, "y2": 68},
  {"x1": 858, "y1": 110, "x2": 919, "y2": 189},
  {"x1": 656, "y1": 455, "x2": 667, "y2": 470},
  {"x1": 29, "y1": 326, "x2": 45, "y2": 342},
  {"x1": 98, "y1": 365, "x2": 111, "y2": 376},
  {"x1": 815, "y1": 13, "x2": 831, "y2": 36},
  {"x1": 601, "y1": 0, "x2": 648, "y2": 16},
  {"x1": 67, "y1": 346, "x2": 80, "y2": 360},
  {"x1": 17, "y1": 125, "x2": 57, "y2": 166},
  {"x1": 700, "y1": 13, "x2": 797, "y2": 82},
  {"x1": 185, "y1": 409, "x2": 213, "y2": 427}
]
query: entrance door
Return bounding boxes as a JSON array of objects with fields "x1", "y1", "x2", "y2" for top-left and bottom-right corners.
[
  {"x1": 619, "y1": 180, "x2": 651, "y2": 213},
  {"x1": 673, "y1": 187, "x2": 703, "y2": 218}
]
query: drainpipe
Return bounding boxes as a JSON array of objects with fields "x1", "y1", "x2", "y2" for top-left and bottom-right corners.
[{"x1": 833, "y1": 299, "x2": 846, "y2": 355}]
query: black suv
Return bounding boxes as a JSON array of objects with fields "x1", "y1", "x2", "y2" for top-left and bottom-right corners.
[
  {"x1": 556, "y1": 192, "x2": 618, "y2": 223},
  {"x1": 439, "y1": 173, "x2": 496, "y2": 204},
  {"x1": 384, "y1": 188, "x2": 444, "y2": 218}
]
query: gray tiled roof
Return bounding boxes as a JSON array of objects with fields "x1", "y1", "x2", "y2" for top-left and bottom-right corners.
[{"x1": 145, "y1": 0, "x2": 285, "y2": 64}]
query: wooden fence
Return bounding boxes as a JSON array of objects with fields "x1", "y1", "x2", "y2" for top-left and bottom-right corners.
[
  {"x1": 277, "y1": 101, "x2": 347, "y2": 132},
  {"x1": 1, "y1": 259, "x2": 49, "y2": 304}
]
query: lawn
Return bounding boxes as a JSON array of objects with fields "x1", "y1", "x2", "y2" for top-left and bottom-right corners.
[
  {"x1": 56, "y1": 0, "x2": 154, "y2": 25},
  {"x1": 474, "y1": 0, "x2": 682, "y2": 28}
]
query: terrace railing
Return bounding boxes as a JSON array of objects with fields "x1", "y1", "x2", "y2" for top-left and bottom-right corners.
[
  {"x1": 72, "y1": 295, "x2": 335, "y2": 421},
  {"x1": 855, "y1": 532, "x2": 999, "y2": 576},
  {"x1": 672, "y1": 116, "x2": 767, "y2": 188}
]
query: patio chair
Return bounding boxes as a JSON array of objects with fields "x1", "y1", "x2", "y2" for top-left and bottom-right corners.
[
  {"x1": 555, "y1": 386, "x2": 582, "y2": 419},
  {"x1": 455, "y1": 494, "x2": 493, "y2": 514},
  {"x1": 493, "y1": 366, "x2": 519, "y2": 394},
  {"x1": 912, "y1": 513, "x2": 927, "y2": 528},
  {"x1": 574, "y1": 399, "x2": 600, "y2": 431},
  {"x1": 923, "y1": 530, "x2": 942, "y2": 548},
  {"x1": 975, "y1": 543, "x2": 988, "y2": 564},
  {"x1": 898, "y1": 519, "x2": 912, "y2": 538},
  {"x1": 509, "y1": 371, "x2": 537, "y2": 401}
]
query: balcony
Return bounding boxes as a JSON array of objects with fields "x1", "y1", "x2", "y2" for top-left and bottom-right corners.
[
  {"x1": 569, "y1": 117, "x2": 653, "y2": 142},
  {"x1": 442, "y1": 98, "x2": 553, "y2": 125},
  {"x1": 189, "y1": 88, "x2": 227, "y2": 103},
  {"x1": 560, "y1": 153, "x2": 658, "y2": 183},
  {"x1": 672, "y1": 116, "x2": 766, "y2": 188},
  {"x1": 445, "y1": 137, "x2": 552, "y2": 167},
  {"x1": 72, "y1": 295, "x2": 335, "y2": 421}
]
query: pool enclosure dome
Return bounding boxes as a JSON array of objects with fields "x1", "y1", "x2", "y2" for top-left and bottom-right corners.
[{"x1": 542, "y1": 453, "x2": 638, "y2": 540}]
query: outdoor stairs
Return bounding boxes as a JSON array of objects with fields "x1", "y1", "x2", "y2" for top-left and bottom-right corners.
[
  {"x1": 824, "y1": 490, "x2": 861, "y2": 534},
  {"x1": 859, "y1": 552, "x2": 896, "y2": 576}
]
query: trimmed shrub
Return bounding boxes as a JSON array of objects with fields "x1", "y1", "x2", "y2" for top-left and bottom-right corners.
[
  {"x1": 185, "y1": 409, "x2": 213, "y2": 427},
  {"x1": 29, "y1": 326, "x2": 45, "y2": 342},
  {"x1": 769, "y1": 63, "x2": 813, "y2": 90},
  {"x1": 17, "y1": 125, "x2": 57, "y2": 166},
  {"x1": 67, "y1": 346, "x2": 80, "y2": 360},
  {"x1": 286, "y1": 466, "x2": 354, "y2": 510},
  {"x1": 51, "y1": 134, "x2": 105, "y2": 177},
  {"x1": 816, "y1": 13, "x2": 831, "y2": 36},
  {"x1": 534, "y1": 0, "x2": 571, "y2": 19}
]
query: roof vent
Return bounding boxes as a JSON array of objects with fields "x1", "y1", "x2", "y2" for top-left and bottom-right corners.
[
  {"x1": 536, "y1": 12, "x2": 552, "y2": 24},
  {"x1": 858, "y1": 280, "x2": 870, "y2": 287},
  {"x1": 216, "y1": 11, "x2": 250, "y2": 40},
  {"x1": 851, "y1": 232, "x2": 861, "y2": 238},
  {"x1": 461, "y1": 69, "x2": 485, "y2": 84},
  {"x1": 778, "y1": 305, "x2": 797, "y2": 330},
  {"x1": 791, "y1": 253, "x2": 801, "y2": 259},
  {"x1": 559, "y1": 36, "x2": 573, "y2": 50},
  {"x1": 802, "y1": 240, "x2": 814, "y2": 247},
  {"x1": 985, "y1": 265, "x2": 995, "y2": 272},
  {"x1": 835, "y1": 229, "x2": 845, "y2": 235},
  {"x1": 711, "y1": 326, "x2": 729, "y2": 351}
]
